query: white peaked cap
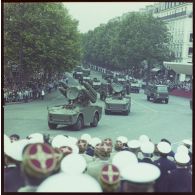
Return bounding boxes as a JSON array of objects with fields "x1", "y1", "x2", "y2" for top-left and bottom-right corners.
[
  {"x1": 139, "y1": 135, "x2": 149, "y2": 143},
  {"x1": 174, "y1": 152, "x2": 190, "y2": 164},
  {"x1": 68, "y1": 136, "x2": 78, "y2": 145},
  {"x1": 176, "y1": 145, "x2": 189, "y2": 154},
  {"x1": 37, "y1": 173, "x2": 102, "y2": 192},
  {"x1": 60, "y1": 154, "x2": 87, "y2": 174},
  {"x1": 182, "y1": 139, "x2": 192, "y2": 146},
  {"x1": 157, "y1": 142, "x2": 171, "y2": 154},
  {"x1": 140, "y1": 141, "x2": 154, "y2": 154},
  {"x1": 81, "y1": 134, "x2": 91, "y2": 143},
  {"x1": 116, "y1": 136, "x2": 128, "y2": 144},
  {"x1": 89, "y1": 137, "x2": 102, "y2": 147},
  {"x1": 127, "y1": 140, "x2": 141, "y2": 149},
  {"x1": 51, "y1": 135, "x2": 68, "y2": 148},
  {"x1": 112, "y1": 151, "x2": 138, "y2": 172},
  {"x1": 4, "y1": 134, "x2": 11, "y2": 146},
  {"x1": 4, "y1": 139, "x2": 30, "y2": 161},
  {"x1": 121, "y1": 162, "x2": 161, "y2": 183},
  {"x1": 27, "y1": 133, "x2": 44, "y2": 143}
]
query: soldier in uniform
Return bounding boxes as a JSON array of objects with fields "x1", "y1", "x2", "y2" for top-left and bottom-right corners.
[
  {"x1": 153, "y1": 141, "x2": 176, "y2": 192},
  {"x1": 18, "y1": 143, "x2": 58, "y2": 192},
  {"x1": 139, "y1": 141, "x2": 155, "y2": 164},
  {"x1": 120, "y1": 162, "x2": 161, "y2": 192},
  {"x1": 127, "y1": 139, "x2": 141, "y2": 158},
  {"x1": 166, "y1": 152, "x2": 192, "y2": 192},
  {"x1": 4, "y1": 136, "x2": 29, "y2": 192}
]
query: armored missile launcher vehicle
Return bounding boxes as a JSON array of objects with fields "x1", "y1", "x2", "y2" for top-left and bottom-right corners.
[{"x1": 48, "y1": 80, "x2": 102, "y2": 131}]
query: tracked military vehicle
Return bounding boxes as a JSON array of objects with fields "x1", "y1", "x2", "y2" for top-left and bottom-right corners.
[
  {"x1": 104, "y1": 83, "x2": 131, "y2": 115},
  {"x1": 48, "y1": 80, "x2": 102, "y2": 131}
]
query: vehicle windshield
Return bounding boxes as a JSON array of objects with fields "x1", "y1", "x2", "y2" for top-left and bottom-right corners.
[{"x1": 157, "y1": 86, "x2": 168, "y2": 92}]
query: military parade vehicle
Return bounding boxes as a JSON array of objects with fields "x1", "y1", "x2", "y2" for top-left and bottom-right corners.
[
  {"x1": 104, "y1": 83, "x2": 131, "y2": 115},
  {"x1": 73, "y1": 66, "x2": 83, "y2": 80},
  {"x1": 102, "y1": 70, "x2": 114, "y2": 81},
  {"x1": 82, "y1": 67, "x2": 90, "y2": 77},
  {"x1": 144, "y1": 84, "x2": 169, "y2": 104},
  {"x1": 99, "y1": 81, "x2": 113, "y2": 101},
  {"x1": 48, "y1": 80, "x2": 102, "y2": 131},
  {"x1": 130, "y1": 79, "x2": 141, "y2": 93},
  {"x1": 92, "y1": 77, "x2": 101, "y2": 91}
]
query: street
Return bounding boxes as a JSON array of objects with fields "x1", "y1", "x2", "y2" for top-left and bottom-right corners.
[{"x1": 4, "y1": 83, "x2": 192, "y2": 152}]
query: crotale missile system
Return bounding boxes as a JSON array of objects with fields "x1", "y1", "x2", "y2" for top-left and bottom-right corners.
[{"x1": 48, "y1": 80, "x2": 102, "y2": 131}]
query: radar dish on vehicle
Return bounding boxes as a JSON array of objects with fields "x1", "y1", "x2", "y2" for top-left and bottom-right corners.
[
  {"x1": 112, "y1": 83, "x2": 123, "y2": 93},
  {"x1": 66, "y1": 87, "x2": 80, "y2": 100}
]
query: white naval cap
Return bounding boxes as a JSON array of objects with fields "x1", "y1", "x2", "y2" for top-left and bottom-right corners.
[
  {"x1": 4, "y1": 134, "x2": 11, "y2": 146},
  {"x1": 127, "y1": 139, "x2": 141, "y2": 149},
  {"x1": 121, "y1": 162, "x2": 160, "y2": 183},
  {"x1": 80, "y1": 134, "x2": 91, "y2": 143},
  {"x1": 182, "y1": 139, "x2": 192, "y2": 147},
  {"x1": 140, "y1": 141, "x2": 154, "y2": 154},
  {"x1": 60, "y1": 153, "x2": 87, "y2": 174},
  {"x1": 174, "y1": 152, "x2": 190, "y2": 164},
  {"x1": 36, "y1": 173, "x2": 102, "y2": 192},
  {"x1": 51, "y1": 135, "x2": 68, "y2": 148},
  {"x1": 4, "y1": 139, "x2": 30, "y2": 161},
  {"x1": 27, "y1": 133, "x2": 44, "y2": 144},
  {"x1": 116, "y1": 136, "x2": 128, "y2": 144},
  {"x1": 89, "y1": 137, "x2": 102, "y2": 147},
  {"x1": 157, "y1": 141, "x2": 171, "y2": 154},
  {"x1": 112, "y1": 151, "x2": 138, "y2": 172},
  {"x1": 139, "y1": 135, "x2": 149, "y2": 143},
  {"x1": 68, "y1": 136, "x2": 78, "y2": 145},
  {"x1": 176, "y1": 145, "x2": 189, "y2": 154}
]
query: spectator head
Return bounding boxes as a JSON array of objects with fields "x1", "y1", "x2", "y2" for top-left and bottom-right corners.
[
  {"x1": 77, "y1": 139, "x2": 88, "y2": 153},
  {"x1": 36, "y1": 173, "x2": 102, "y2": 192},
  {"x1": 112, "y1": 151, "x2": 138, "y2": 173},
  {"x1": 60, "y1": 153, "x2": 87, "y2": 174},
  {"x1": 89, "y1": 137, "x2": 102, "y2": 148},
  {"x1": 100, "y1": 164, "x2": 120, "y2": 192},
  {"x1": 96, "y1": 142, "x2": 112, "y2": 160},
  {"x1": 157, "y1": 141, "x2": 172, "y2": 156},
  {"x1": 120, "y1": 162, "x2": 161, "y2": 192},
  {"x1": 174, "y1": 152, "x2": 190, "y2": 166},
  {"x1": 9, "y1": 134, "x2": 20, "y2": 142},
  {"x1": 80, "y1": 133, "x2": 92, "y2": 144},
  {"x1": 115, "y1": 136, "x2": 128, "y2": 150},
  {"x1": 182, "y1": 139, "x2": 192, "y2": 149},
  {"x1": 140, "y1": 141, "x2": 155, "y2": 158},
  {"x1": 127, "y1": 139, "x2": 141, "y2": 154},
  {"x1": 102, "y1": 138, "x2": 113, "y2": 147},
  {"x1": 21, "y1": 143, "x2": 58, "y2": 186}
]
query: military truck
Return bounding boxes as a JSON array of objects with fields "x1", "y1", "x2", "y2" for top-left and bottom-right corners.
[
  {"x1": 48, "y1": 81, "x2": 102, "y2": 131},
  {"x1": 130, "y1": 80, "x2": 141, "y2": 93},
  {"x1": 104, "y1": 83, "x2": 131, "y2": 115},
  {"x1": 144, "y1": 84, "x2": 169, "y2": 103}
]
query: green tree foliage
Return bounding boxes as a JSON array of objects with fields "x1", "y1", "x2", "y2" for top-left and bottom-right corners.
[
  {"x1": 4, "y1": 3, "x2": 81, "y2": 81},
  {"x1": 81, "y1": 12, "x2": 174, "y2": 72}
]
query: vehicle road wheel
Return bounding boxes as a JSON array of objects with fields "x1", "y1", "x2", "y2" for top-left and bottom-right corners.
[
  {"x1": 48, "y1": 123, "x2": 57, "y2": 129},
  {"x1": 124, "y1": 109, "x2": 129, "y2": 116},
  {"x1": 90, "y1": 113, "x2": 99, "y2": 127},
  {"x1": 165, "y1": 99, "x2": 169, "y2": 104},
  {"x1": 147, "y1": 96, "x2": 150, "y2": 101},
  {"x1": 73, "y1": 116, "x2": 83, "y2": 131}
]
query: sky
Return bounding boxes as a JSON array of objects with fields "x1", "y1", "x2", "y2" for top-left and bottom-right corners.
[{"x1": 63, "y1": 2, "x2": 155, "y2": 33}]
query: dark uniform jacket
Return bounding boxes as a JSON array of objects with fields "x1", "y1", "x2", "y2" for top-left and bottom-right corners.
[
  {"x1": 153, "y1": 156, "x2": 176, "y2": 192},
  {"x1": 166, "y1": 167, "x2": 192, "y2": 192},
  {"x1": 4, "y1": 165, "x2": 25, "y2": 192}
]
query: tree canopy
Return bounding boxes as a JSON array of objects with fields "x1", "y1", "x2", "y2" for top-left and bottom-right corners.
[
  {"x1": 4, "y1": 3, "x2": 81, "y2": 81},
  {"x1": 81, "y1": 12, "x2": 174, "y2": 72}
]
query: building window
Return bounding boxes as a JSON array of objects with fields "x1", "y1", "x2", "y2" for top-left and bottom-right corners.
[
  {"x1": 188, "y1": 47, "x2": 193, "y2": 55},
  {"x1": 189, "y1": 33, "x2": 193, "y2": 42}
]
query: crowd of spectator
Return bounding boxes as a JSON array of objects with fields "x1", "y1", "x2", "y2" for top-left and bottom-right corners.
[
  {"x1": 3, "y1": 75, "x2": 62, "y2": 104},
  {"x1": 4, "y1": 133, "x2": 192, "y2": 192}
]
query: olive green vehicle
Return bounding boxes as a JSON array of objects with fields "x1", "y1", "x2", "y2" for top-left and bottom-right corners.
[
  {"x1": 104, "y1": 83, "x2": 131, "y2": 115},
  {"x1": 92, "y1": 78, "x2": 101, "y2": 91},
  {"x1": 48, "y1": 81, "x2": 102, "y2": 131},
  {"x1": 144, "y1": 84, "x2": 169, "y2": 104}
]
